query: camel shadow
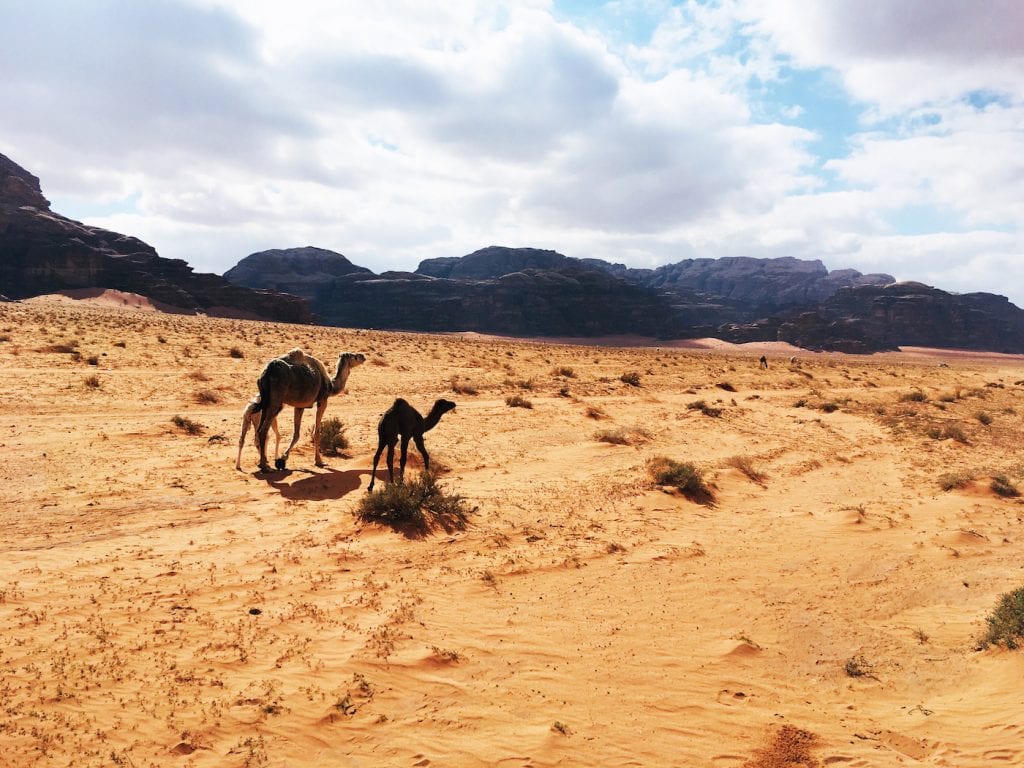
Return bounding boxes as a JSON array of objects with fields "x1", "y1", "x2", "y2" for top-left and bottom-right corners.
[{"x1": 263, "y1": 467, "x2": 366, "y2": 501}]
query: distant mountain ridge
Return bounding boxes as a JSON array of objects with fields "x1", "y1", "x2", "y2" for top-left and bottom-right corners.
[
  {"x1": 227, "y1": 245, "x2": 1024, "y2": 353},
  {"x1": 0, "y1": 153, "x2": 311, "y2": 323}
]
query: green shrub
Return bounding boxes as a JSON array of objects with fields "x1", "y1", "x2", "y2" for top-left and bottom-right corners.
[
  {"x1": 978, "y1": 586, "x2": 1024, "y2": 649},
  {"x1": 356, "y1": 472, "x2": 475, "y2": 537}
]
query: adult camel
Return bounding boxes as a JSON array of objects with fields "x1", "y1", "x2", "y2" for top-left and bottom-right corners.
[{"x1": 252, "y1": 350, "x2": 365, "y2": 472}]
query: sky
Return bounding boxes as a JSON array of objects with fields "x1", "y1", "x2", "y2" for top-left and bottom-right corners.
[{"x1": 2, "y1": 0, "x2": 1023, "y2": 304}]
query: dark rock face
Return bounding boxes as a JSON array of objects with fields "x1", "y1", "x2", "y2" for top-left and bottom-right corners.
[
  {"x1": 225, "y1": 246, "x2": 371, "y2": 299},
  {"x1": 0, "y1": 153, "x2": 312, "y2": 323}
]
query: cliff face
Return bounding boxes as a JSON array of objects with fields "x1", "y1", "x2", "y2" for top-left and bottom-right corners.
[
  {"x1": 225, "y1": 247, "x2": 372, "y2": 300},
  {"x1": 0, "y1": 153, "x2": 312, "y2": 323}
]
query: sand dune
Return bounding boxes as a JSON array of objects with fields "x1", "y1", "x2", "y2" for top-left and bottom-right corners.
[{"x1": 1, "y1": 298, "x2": 1023, "y2": 767}]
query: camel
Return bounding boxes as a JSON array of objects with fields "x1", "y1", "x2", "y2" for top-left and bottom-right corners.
[
  {"x1": 236, "y1": 348, "x2": 309, "y2": 471},
  {"x1": 367, "y1": 398, "x2": 457, "y2": 491},
  {"x1": 251, "y1": 350, "x2": 366, "y2": 472}
]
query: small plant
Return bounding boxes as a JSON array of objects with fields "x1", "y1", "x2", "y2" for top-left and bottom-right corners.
[
  {"x1": 171, "y1": 415, "x2": 204, "y2": 435},
  {"x1": 716, "y1": 381, "x2": 736, "y2": 392},
  {"x1": 551, "y1": 721, "x2": 572, "y2": 736},
  {"x1": 585, "y1": 405, "x2": 606, "y2": 419},
  {"x1": 793, "y1": 398, "x2": 807, "y2": 408},
  {"x1": 938, "y1": 470, "x2": 974, "y2": 491},
  {"x1": 554, "y1": 366, "x2": 576, "y2": 378},
  {"x1": 318, "y1": 417, "x2": 348, "y2": 456},
  {"x1": 86, "y1": 354, "x2": 100, "y2": 366},
  {"x1": 505, "y1": 394, "x2": 533, "y2": 409},
  {"x1": 990, "y1": 474, "x2": 1020, "y2": 498},
  {"x1": 157, "y1": 335, "x2": 167, "y2": 344},
  {"x1": 900, "y1": 390, "x2": 928, "y2": 403},
  {"x1": 687, "y1": 399, "x2": 722, "y2": 417},
  {"x1": 647, "y1": 457, "x2": 711, "y2": 499},
  {"x1": 450, "y1": 376, "x2": 478, "y2": 395},
  {"x1": 976, "y1": 411, "x2": 993, "y2": 426},
  {"x1": 595, "y1": 426, "x2": 650, "y2": 446},
  {"x1": 84, "y1": 374, "x2": 101, "y2": 389},
  {"x1": 913, "y1": 628, "x2": 929, "y2": 644},
  {"x1": 356, "y1": 472, "x2": 475, "y2": 537},
  {"x1": 229, "y1": 346, "x2": 244, "y2": 359},
  {"x1": 844, "y1": 655, "x2": 872, "y2": 677},
  {"x1": 819, "y1": 402, "x2": 840, "y2": 413},
  {"x1": 193, "y1": 389, "x2": 222, "y2": 404},
  {"x1": 978, "y1": 587, "x2": 1024, "y2": 649},
  {"x1": 620, "y1": 371, "x2": 641, "y2": 387},
  {"x1": 725, "y1": 455, "x2": 766, "y2": 484}
]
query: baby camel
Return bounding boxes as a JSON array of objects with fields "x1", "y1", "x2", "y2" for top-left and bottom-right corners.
[{"x1": 368, "y1": 398, "x2": 456, "y2": 491}]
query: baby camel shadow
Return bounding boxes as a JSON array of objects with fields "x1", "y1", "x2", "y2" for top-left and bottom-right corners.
[{"x1": 265, "y1": 467, "x2": 366, "y2": 501}]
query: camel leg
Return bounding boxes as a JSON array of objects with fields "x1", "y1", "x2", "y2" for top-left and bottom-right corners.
[
  {"x1": 368, "y1": 439, "x2": 387, "y2": 492},
  {"x1": 256, "y1": 403, "x2": 283, "y2": 472},
  {"x1": 414, "y1": 434, "x2": 430, "y2": 474},
  {"x1": 386, "y1": 441, "x2": 396, "y2": 484},
  {"x1": 312, "y1": 401, "x2": 327, "y2": 467},
  {"x1": 278, "y1": 408, "x2": 303, "y2": 469},
  {"x1": 398, "y1": 435, "x2": 412, "y2": 483},
  {"x1": 236, "y1": 404, "x2": 255, "y2": 471}
]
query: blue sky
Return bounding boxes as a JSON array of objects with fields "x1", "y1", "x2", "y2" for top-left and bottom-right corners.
[{"x1": 1, "y1": 0, "x2": 1023, "y2": 304}]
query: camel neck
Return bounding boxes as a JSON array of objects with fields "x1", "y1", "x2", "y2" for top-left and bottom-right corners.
[{"x1": 423, "y1": 408, "x2": 446, "y2": 432}]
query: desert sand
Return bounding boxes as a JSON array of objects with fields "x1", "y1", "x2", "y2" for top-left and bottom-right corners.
[{"x1": 1, "y1": 294, "x2": 1023, "y2": 767}]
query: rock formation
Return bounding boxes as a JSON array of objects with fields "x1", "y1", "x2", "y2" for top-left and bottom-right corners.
[{"x1": 0, "y1": 153, "x2": 312, "y2": 323}]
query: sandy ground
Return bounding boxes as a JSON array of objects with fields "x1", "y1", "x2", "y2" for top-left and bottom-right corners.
[{"x1": 1, "y1": 294, "x2": 1023, "y2": 767}]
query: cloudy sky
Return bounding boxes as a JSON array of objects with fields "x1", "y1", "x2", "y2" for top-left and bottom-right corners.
[{"x1": 2, "y1": 0, "x2": 1023, "y2": 303}]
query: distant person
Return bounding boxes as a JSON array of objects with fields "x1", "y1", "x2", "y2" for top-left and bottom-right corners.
[{"x1": 759, "y1": 355, "x2": 768, "y2": 369}]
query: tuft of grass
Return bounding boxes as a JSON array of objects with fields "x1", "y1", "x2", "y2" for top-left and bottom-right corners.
[
  {"x1": 193, "y1": 389, "x2": 222, "y2": 404},
  {"x1": 819, "y1": 402, "x2": 840, "y2": 413},
  {"x1": 647, "y1": 456, "x2": 712, "y2": 500},
  {"x1": 553, "y1": 366, "x2": 576, "y2": 378},
  {"x1": 228, "y1": 346, "x2": 244, "y2": 358},
  {"x1": 725, "y1": 455, "x2": 767, "y2": 485},
  {"x1": 990, "y1": 474, "x2": 1020, "y2": 498},
  {"x1": 620, "y1": 371, "x2": 642, "y2": 387},
  {"x1": 450, "y1": 376, "x2": 478, "y2": 396},
  {"x1": 977, "y1": 586, "x2": 1024, "y2": 650},
  {"x1": 585, "y1": 405, "x2": 606, "y2": 419},
  {"x1": 687, "y1": 399, "x2": 722, "y2": 417},
  {"x1": 505, "y1": 394, "x2": 533, "y2": 409},
  {"x1": 900, "y1": 390, "x2": 928, "y2": 403},
  {"x1": 356, "y1": 472, "x2": 475, "y2": 537},
  {"x1": 318, "y1": 417, "x2": 348, "y2": 456},
  {"x1": 84, "y1": 374, "x2": 101, "y2": 389},
  {"x1": 595, "y1": 426, "x2": 651, "y2": 446},
  {"x1": 938, "y1": 470, "x2": 975, "y2": 491},
  {"x1": 976, "y1": 411, "x2": 993, "y2": 426},
  {"x1": 716, "y1": 381, "x2": 736, "y2": 392},
  {"x1": 171, "y1": 415, "x2": 205, "y2": 435}
]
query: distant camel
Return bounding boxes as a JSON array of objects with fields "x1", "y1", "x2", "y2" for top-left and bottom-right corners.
[
  {"x1": 251, "y1": 350, "x2": 366, "y2": 472},
  {"x1": 367, "y1": 398, "x2": 457, "y2": 491},
  {"x1": 236, "y1": 348, "x2": 309, "y2": 470},
  {"x1": 759, "y1": 355, "x2": 768, "y2": 369}
]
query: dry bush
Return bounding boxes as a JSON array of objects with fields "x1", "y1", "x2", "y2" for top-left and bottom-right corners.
[
  {"x1": 553, "y1": 366, "x2": 576, "y2": 378},
  {"x1": 450, "y1": 376, "x2": 479, "y2": 395},
  {"x1": 900, "y1": 390, "x2": 928, "y2": 403},
  {"x1": 620, "y1": 371, "x2": 642, "y2": 387},
  {"x1": 844, "y1": 655, "x2": 872, "y2": 677},
  {"x1": 976, "y1": 411, "x2": 993, "y2": 425},
  {"x1": 647, "y1": 456, "x2": 712, "y2": 500},
  {"x1": 977, "y1": 587, "x2": 1024, "y2": 649},
  {"x1": 83, "y1": 374, "x2": 101, "y2": 389},
  {"x1": 193, "y1": 389, "x2": 222, "y2": 404},
  {"x1": 505, "y1": 394, "x2": 533, "y2": 409},
  {"x1": 716, "y1": 381, "x2": 736, "y2": 392},
  {"x1": 687, "y1": 399, "x2": 722, "y2": 417},
  {"x1": 356, "y1": 472, "x2": 475, "y2": 537},
  {"x1": 228, "y1": 346, "x2": 244, "y2": 358},
  {"x1": 585, "y1": 405, "x2": 607, "y2": 419},
  {"x1": 188, "y1": 369, "x2": 210, "y2": 382},
  {"x1": 990, "y1": 474, "x2": 1020, "y2": 498},
  {"x1": 594, "y1": 426, "x2": 651, "y2": 445},
  {"x1": 171, "y1": 415, "x2": 205, "y2": 435},
  {"x1": 318, "y1": 417, "x2": 348, "y2": 456},
  {"x1": 938, "y1": 470, "x2": 975, "y2": 491},
  {"x1": 725, "y1": 455, "x2": 767, "y2": 484}
]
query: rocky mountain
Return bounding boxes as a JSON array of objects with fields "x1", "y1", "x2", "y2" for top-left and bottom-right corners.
[
  {"x1": 0, "y1": 153, "x2": 311, "y2": 323},
  {"x1": 226, "y1": 244, "x2": 1024, "y2": 353}
]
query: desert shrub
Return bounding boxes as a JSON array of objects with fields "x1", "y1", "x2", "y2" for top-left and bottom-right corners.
[
  {"x1": 157, "y1": 335, "x2": 167, "y2": 344},
  {"x1": 228, "y1": 346, "x2": 244, "y2": 359},
  {"x1": 900, "y1": 390, "x2": 928, "y2": 403},
  {"x1": 557, "y1": 385, "x2": 571, "y2": 397},
  {"x1": 943, "y1": 424, "x2": 969, "y2": 443},
  {"x1": 716, "y1": 381, "x2": 736, "y2": 392},
  {"x1": 554, "y1": 366, "x2": 576, "y2": 378},
  {"x1": 686, "y1": 399, "x2": 722, "y2": 417},
  {"x1": 620, "y1": 371, "x2": 642, "y2": 387},
  {"x1": 318, "y1": 417, "x2": 348, "y2": 456},
  {"x1": 844, "y1": 655, "x2": 872, "y2": 677},
  {"x1": 793, "y1": 398, "x2": 808, "y2": 408},
  {"x1": 647, "y1": 456, "x2": 709, "y2": 497},
  {"x1": 938, "y1": 470, "x2": 974, "y2": 491},
  {"x1": 819, "y1": 402, "x2": 840, "y2": 413},
  {"x1": 725, "y1": 455, "x2": 767, "y2": 484},
  {"x1": 188, "y1": 369, "x2": 210, "y2": 382},
  {"x1": 171, "y1": 415, "x2": 204, "y2": 435},
  {"x1": 505, "y1": 394, "x2": 533, "y2": 409},
  {"x1": 585, "y1": 405, "x2": 606, "y2": 419},
  {"x1": 194, "y1": 389, "x2": 222, "y2": 404},
  {"x1": 977, "y1": 586, "x2": 1024, "y2": 649},
  {"x1": 450, "y1": 376, "x2": 478, "y2": 396},
  {"x1": 595, "y1": 426, "x2": 651, "y2": 445},
  {"x1": 84, "y1": 374, "x2": 101, "y2": 389},
  {"x1": 976, "y1": 411, "x2": 993, "y2": 426},
  {"x1": 990, "y1": 474, "x2": 1020, "y2": 498},
  {"x1": 356, "y1": 472, "x2": 475, "y2": 537},
  {"x1": 86, "y1": 355, "x2": 99, "y2": 366}
]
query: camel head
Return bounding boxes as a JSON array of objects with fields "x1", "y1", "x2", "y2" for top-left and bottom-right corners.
[{"x1": 330, "y1": 352, "x2": 367, "y2": 394}]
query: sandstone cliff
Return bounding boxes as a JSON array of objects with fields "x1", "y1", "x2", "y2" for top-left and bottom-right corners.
[{"x1": 0, "y1": 153, "x2": 312, "y2": 323}]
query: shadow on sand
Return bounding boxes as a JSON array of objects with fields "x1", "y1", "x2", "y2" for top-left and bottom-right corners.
[{"x1": 262, "y1": 467, "x2": 367, "y2": 501}]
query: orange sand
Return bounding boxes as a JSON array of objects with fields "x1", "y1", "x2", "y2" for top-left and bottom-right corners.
[{"x1": 1, "y1": 297, "x2": 1023, "y2": 767}]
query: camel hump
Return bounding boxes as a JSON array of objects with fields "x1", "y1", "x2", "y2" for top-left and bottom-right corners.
[{"x1": 393, "y1": 397, "x2": 409, "y2": 409}]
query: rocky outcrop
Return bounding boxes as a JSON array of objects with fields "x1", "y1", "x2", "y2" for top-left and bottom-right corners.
[
  {"x1": 0, "y1": 153, "x2": 312, "y2": 323},
  {"x1": 225, "y1": 246, "x2": 371, "y2": 301}
]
